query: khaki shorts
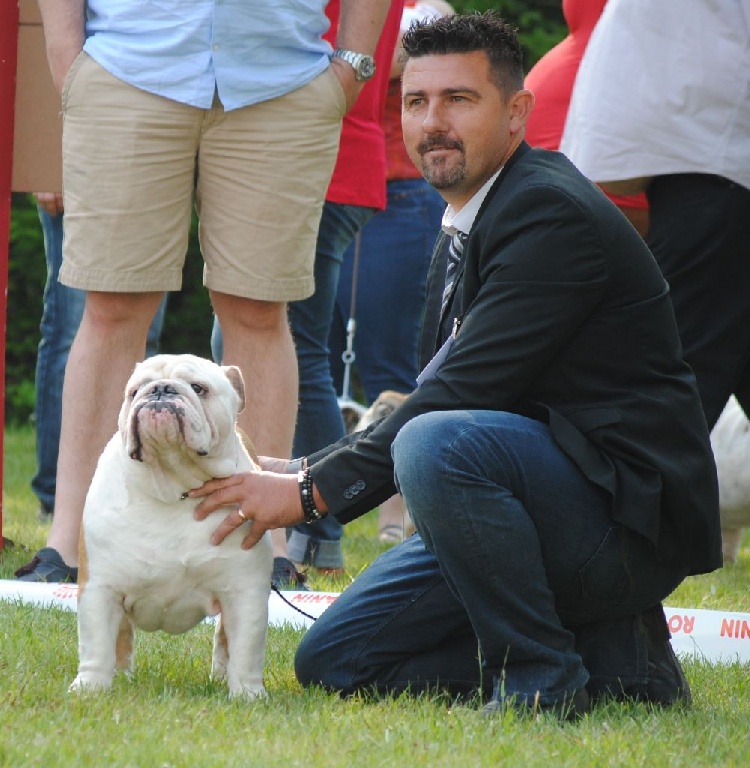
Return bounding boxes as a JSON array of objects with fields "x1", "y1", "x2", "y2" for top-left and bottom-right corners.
[{"x1": 60, "y1": 53, "x2": 345, "y2": 301}]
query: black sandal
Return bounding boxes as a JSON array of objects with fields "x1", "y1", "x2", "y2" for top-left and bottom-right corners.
[
  {"x1": 14, "y1": 547, "x2": 78, "y2": 583},
  {"x1": 271, "y1": 557, "x2": 310, "y2": 591}
]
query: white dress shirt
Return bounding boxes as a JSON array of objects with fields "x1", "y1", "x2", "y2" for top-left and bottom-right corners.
[{"x1": 442, "y1": 169, "x2": 502, "y2": 237}]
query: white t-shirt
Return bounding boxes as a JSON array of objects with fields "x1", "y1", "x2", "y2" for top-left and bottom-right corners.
[{"x1": 560, "y1": 0, "x2": 750, "y2": 192}]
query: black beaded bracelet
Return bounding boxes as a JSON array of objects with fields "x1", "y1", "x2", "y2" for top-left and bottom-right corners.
[{"x1": 298, "y1": 468, "x2": 324, "y2": 524}]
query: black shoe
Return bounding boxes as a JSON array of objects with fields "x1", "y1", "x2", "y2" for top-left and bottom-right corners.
[
  {"x1": 642, "y1": 604, "x2": 692, "y2": 706},
  {"x1": 271, "y1": 557, "x2": 310, "y2": 591},
  {"x1": 483, "y1": 686, "x2": 589, "y2": 722},
  {"x1": 14, "y1": 547, "x2": 78, "y2": 583}
]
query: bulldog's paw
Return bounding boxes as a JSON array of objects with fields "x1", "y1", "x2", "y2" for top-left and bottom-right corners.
[
  {"x1": 210, "y1": 661, "x2": 228, "y2": 682},
  {"x1": 228, "y1": 682, "x2": 267, "y2": 700},
  {"x1": 69, "y1": 673, "x2": 114, "y2": 693}
]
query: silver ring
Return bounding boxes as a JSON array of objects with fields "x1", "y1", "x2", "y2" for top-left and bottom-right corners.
[{"x1": 237, "y1": 508, "x2": 248, "y2": 522}]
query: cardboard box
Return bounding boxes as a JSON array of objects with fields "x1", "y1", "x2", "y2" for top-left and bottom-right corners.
[
  {"x1": 19, "y1": 0, "x2": 41, "y2": 24},
  {"x1": 12, "y1": 0, "x2": 63, "y2": 192}
]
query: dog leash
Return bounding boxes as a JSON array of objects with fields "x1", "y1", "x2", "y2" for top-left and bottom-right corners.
[
  {"x1": 338, "y1": 231, "x2": 365, "y2": 419},
  {"x1": 269, "y1": 583, "x2": 318, "y2": 622}
]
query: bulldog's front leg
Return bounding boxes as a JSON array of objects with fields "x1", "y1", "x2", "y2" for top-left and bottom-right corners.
[
  {"x1": 70, "y1": 584, "x2": 130, "y2": 692},
  {"x1": 211, "y1": 614, "x2": 230, "y2": 683},
  {"x1": 214, "y1": 588, "x2": 270, "y2": 699}
]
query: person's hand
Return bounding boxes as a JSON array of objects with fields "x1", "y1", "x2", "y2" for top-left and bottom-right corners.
[
  {"x1": 190, "y1": 471, "x2": 304, "y2": 550},
  {"x1": 330, "y1": 57, "x2": 366, "y2": 114},
  {"x1": 34, "y1": 192, "x2": 64, "y2": 216}
]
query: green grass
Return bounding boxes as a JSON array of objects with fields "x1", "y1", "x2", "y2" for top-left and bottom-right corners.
[{"x1": 1, "y1": 426, "x2": 749, "y2": 767}]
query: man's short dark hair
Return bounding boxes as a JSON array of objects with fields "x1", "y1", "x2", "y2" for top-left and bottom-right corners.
[{"x1": 401, "y1": 11, "x2": 524, "y2": 96}]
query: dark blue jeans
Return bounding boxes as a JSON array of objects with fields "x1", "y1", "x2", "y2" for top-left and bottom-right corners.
[
  {"x1": 286, "y1": 201, "x2": 375, "y2": 567},
  {"x1": 329, "y1": 178, "x2": 445, "y2": 402},
  {"x1": 296, "y1": 411, "x2": 687, "y2": 705},
  {"x1": 32, "y1": 208, "x2": 166, "y2": 512}
]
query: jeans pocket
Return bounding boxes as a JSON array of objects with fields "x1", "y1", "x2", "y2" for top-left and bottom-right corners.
[{"x1": 577, "y1": 526, "x2": 633, "y2": 604}]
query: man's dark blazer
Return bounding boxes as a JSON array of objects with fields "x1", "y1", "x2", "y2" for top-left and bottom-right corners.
[{"x1": 311, "y1": 142, "x2": 722, "y2": 575}]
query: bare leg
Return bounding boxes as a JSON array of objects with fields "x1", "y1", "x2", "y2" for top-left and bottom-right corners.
[
  {"x1": 210, "y1": 292, "x2": 298, "y2": 560},
  {"x1": 211, "y1": 293, "x2": 297, "y2": 457},
  {"x1": 269, "y1": 528, "x2": 290, "y2": 559},
  {"x1": 46, "y1": 291, "x2": 164, "y2": 566}
]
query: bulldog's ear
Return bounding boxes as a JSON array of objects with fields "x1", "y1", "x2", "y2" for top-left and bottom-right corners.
[{"x1": 223, "y1": 365, "x2": 246, "y2": 412}]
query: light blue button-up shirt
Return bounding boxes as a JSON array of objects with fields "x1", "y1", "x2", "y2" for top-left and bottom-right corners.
[{"x1": 83, "y1": 0, "x2": 333, "y2": 111}]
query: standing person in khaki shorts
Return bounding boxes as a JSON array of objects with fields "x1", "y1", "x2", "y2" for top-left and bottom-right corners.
[{"x1": 16, "y1": 0, "x2": 391, "y2": 583}]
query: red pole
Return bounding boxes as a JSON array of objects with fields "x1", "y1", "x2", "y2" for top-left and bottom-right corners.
[{"x1": 0, "y1": 2, "x2": 20, "y2": 550}]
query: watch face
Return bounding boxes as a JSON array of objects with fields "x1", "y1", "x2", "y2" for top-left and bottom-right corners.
[
  {"x1": 333, "y1": 50, "x2": 376, "y2": 81},
  {"x1": 358, "y1": 57, "x2": 376, "y2": 80}
]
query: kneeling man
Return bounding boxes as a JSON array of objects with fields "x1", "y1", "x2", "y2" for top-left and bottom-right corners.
[{"x1": 193, "y1": 12, "x2": 721, "y2": 718}]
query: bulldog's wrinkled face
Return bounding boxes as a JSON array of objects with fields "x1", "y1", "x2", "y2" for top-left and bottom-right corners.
[{"x1": 119, "y1": 354, "x2": 245, "y2": 466}]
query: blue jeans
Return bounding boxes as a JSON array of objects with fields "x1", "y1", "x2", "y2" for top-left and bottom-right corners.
[
  {"x1": 329, "y1": 179, "x2": 445, "y2": 402},
  {"x1": 31, "y1": 208, "x2": 167, "y2": 512},
  {"x1": 287, "y1": 201, "x2": 375, "y2": 568},
  {"x1": 296, "y1": 411, "x2": 688, "y2": 705},
  {"x1": 210, "y1": 201, "x2": 374, "y2": 567}
]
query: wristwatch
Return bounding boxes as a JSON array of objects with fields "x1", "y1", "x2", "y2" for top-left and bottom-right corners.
[{"x1": 331, "y1": 49, "x2": 377, "y2": 81}]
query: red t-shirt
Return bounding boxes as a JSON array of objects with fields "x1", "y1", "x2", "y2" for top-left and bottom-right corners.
[
  {"x1": 324, "y1": 0, "x2": 404, "y2": 210},
  {"x1": 525, "y1": 0, "x2": 647, "y2": 211}
]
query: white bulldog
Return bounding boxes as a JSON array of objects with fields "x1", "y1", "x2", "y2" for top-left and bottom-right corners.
[
  {"x1": 711, "y1": 395, "x2": 750, "y2": 564},
  {"x1": 70, "y1": 354, "x2": 272, "y2": 698}
]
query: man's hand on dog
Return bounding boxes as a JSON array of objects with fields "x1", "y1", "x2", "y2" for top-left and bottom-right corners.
[{"x1": 192, "y1": 471, "x2": 305, "y2": 550}]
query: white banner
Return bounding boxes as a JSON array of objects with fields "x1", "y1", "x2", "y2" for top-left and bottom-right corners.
[
  {"x1": 0, "y1": 579, "x2": 333, "y2": 629},
  {"x1": 1, "y1": 580, "x2": 748, "y2": 664},
  {"x1": 663, "y1": 606, "x2": 750, "y2": 664}
]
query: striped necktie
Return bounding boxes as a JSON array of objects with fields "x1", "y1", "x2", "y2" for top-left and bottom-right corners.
[{"x1": 441, "y1": 230, "x2": 468, "y2": 315}]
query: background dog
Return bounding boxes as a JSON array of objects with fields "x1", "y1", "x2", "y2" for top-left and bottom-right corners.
[
  {"x1": 710, "y1": 395, "x2": 750, "y2": 563},
  {"x1": 354, "y1": 390, "x2": 409, "y2": 433},
  {"x1": 354, "y1": 391, "x2": 416, "y2": 543},
  {"x1": 70, "y1": 354, "x2": 272, "y2": 698}
]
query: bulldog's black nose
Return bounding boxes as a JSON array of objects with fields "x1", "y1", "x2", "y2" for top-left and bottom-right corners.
[{"x1": 149, "y1": 383, "x2": 178, "y2": 399}]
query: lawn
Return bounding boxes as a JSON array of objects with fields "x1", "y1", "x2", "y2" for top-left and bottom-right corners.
[{"x1": 1, "y1": 425, "x2": 748, "y2": 767}]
